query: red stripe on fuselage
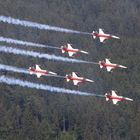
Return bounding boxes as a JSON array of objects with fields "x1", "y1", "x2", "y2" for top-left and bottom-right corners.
[
  {"x1": 102, "y1": 63, "x2": 118, "y2": 68},
  {"x1": 107, "y1": 95, "x2": 124, "y2": 101},
  {"x1": 67, "y1": 76, "x2": 84, "y2": 82},
  {"x1": 63, "y1": 48, "x2": 79, "y2": 53},
  {"x1": 94, "y1": 33, "x2": 110, "y2": 38},
  {"x1": 30, "y1": 69, "x2": 48, "y2": 74}
]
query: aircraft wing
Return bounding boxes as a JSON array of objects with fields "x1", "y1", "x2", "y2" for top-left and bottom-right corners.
[
  {"x1": 106, "y1": 67, "x2": 113, "y2": 72},
  {"x1": 68, "y1": 52, "x2": 75, "y2": 57},
  {"x1": 112, "y1": 90, "x2": 117, "y2": 96},
  {"x1": 99, "y1": 37, "x2": 107, "y2": 42},
  {"x1": 36, "y1": 65, "x2": 42, "y2": 71},
  {"x1": 67, "y1": 44, "x2": 73, "y2": 49},
  {"x1": 72, "y1": 72, "x2": 78, "y2": 78},
  {"x1": 99, "y1": 28, "x2": 104, "y2": 34},
  {"x1": 112, "y1": 99, "x2": 120, "y2": 104},
  {"x1": 105, "y1": 59, "x2": 111, "y2": 64},
  {"x1": 73, "y1": 80, "x2": 80, "y2": 85},
  {"x1": 36, "y1": 73, "x2": 42, "y2": 78}
]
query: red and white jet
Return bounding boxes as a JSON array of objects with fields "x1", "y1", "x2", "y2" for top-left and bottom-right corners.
[
  {"x1": 65, "y1": 72, "x2": 94, "y2": 86},
  {"x1": 60, "y1": 43, "x2": 88, "y2": 57},
  {"x1": 92, "y1": 28, "x2": 120, "y2": 42},
  {"x1": 28, "y1": 64, "x2": 57, "y2": 78},
  {"x1": 98, "y1": 58, "x2": 127, "y2": 72},
  {"x1": 105, "y1": 90, "x2": 133, "y2": 105}
]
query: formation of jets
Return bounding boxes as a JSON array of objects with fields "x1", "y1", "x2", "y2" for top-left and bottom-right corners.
[
  {"x1": 26, "y1": 28, "x2": 133, "y2": 105},
  {"x1": 60, "y1": 43, "x2": 88, "y2": 57}
]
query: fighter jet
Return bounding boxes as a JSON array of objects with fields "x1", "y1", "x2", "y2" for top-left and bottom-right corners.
[
  {"x1": 105, "y1": 90, "x2": 133, "y2": 105},
  {"x1": 92, "y1": 28, "x2": 120, "y2": 42},
  {"x1": 60, "y1": 43, "x2": 88, "y2": 57},
  {"x1": 28, "y1": 64, "x2": 57, "y2": 78},
  {"x1": 65, "y1": 72, "x2": 94, "y2": 86},
  {"x1": 98, "y1": 58, "x2": 127, "y2": 72}
]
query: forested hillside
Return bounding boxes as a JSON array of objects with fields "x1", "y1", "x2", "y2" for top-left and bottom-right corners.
[{"x1": 0, "y1": 0, "x2": 140, "y2": 140}]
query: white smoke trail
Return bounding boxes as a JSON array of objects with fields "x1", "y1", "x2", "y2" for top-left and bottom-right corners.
[
  {"x1": 0, "y1": 36, "x2": 59, "y2": 49},
  {"x1": 0, "y1": 45, "x2": 91, "y2": 63},
  {"x1": 0, "y1": 75, "x2": 99, "y2": 96},
  {"x1": 0, "y1": 63, "x2": 65, "y2": 78},
  {"x1": 0, "y1": 63, "x2": 28, "y2": 74},
  {"x1": 0, "y1": 16, "x2": 89, "y2": 35}
]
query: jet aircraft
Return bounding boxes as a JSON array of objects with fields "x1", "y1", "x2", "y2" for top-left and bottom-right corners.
[
  {"x1": 92, "y1": 28, "x2": 120, "y2": 42},
  {"x1": 105, "y1": 90, "x2": 133, "y2": 105},
  {"x1": 61, "y1": 43, "x2": 88, "y2": 57},
  {"x1": 65, "y1": 72, "x2": 94, "y2": 86},
  {"x1": 28, "y1": 64, "x2": 57, "y2": 78}
]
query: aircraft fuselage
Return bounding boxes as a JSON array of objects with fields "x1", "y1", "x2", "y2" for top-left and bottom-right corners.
[
  {"x1": 29, "y1": 69, "x2": 48, "y2": 75},
  {"x1": 106, "y1": 95, "x2": 124, "y2": 101},
  {"x1": 93, "y1": 32, "x2": 110, "y2": 38},
  {"x1": 66, "y1": 75, "x2": 84, "y2": 82},
  {"x1": 62, "y1": 47, "x2": 79, "y2": 53}
]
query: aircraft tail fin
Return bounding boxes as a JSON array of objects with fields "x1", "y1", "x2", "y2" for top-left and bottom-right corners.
[
  {"x1": 66, "y1": 78, "x2": 70, "y2": 82},
  {"x1": 62, "y1": 50, "x2": 65, "y2": 53},
  {"x1": 29, "y1": 71, "x2": 33, "y2": 75},
  {"x1": 105, "y1": 93, "x2": 109, "y2": 101},
  {"x1": 92, "y1": 31, "x2": 96, "y2": 39},
  {"x1": 99, "y1": 61, "x2": 103, "y2": 68},
  {"x1": 106, "y1": 97, "x2": 109, "y2": 101},
  {"x1": 61, "y1": 46, "x2": 65, "y2": 53},
  {"x1": 100, "y1": 65, "x2": 103, "y2": 68},
  {"x1": 66, "y1": 75, "x2": 70, "y2": 82}
]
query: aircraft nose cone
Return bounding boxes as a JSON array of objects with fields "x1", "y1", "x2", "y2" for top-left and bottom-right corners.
[{"x1": 119, "y1": 65, "x2": 127, "y2": 69}]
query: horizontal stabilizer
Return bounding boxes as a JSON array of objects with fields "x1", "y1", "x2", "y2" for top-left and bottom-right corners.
[
  {"x1": 100, "y1": 65, "x2": 103, "y2": 68},
  {"x1": 65, "y1": 75, "x2": 70, "y2": 82},
  {"x1": 61, "y1": 46, "x2": 65, "y2": 53},
  {"x1": 92, "y1": 31, "x2": 96, "y2": 39},
  {"x1": 29, "y1": 71, "x2": 33, "y2": 75},
  {"x1": 106, "y1": 97, "x2": 109, "y2": 101},
  {"x1": 62, "y1": 49, "x2": 65, "y2": 53},
  {"x1": 66, "y1": 78, "x2": 70, "y2": 82}
]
